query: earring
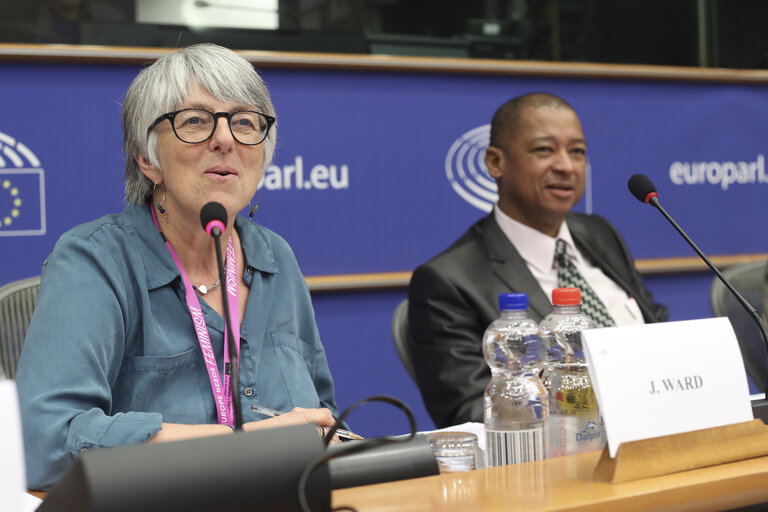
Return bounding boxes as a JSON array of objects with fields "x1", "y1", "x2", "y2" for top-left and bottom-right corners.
[
  {"x1": 153, "y1": 182, "x2": 166, "y2": 215},
  {"x1": 248, "y1": 189, "x2": 260, "y2": 219}
]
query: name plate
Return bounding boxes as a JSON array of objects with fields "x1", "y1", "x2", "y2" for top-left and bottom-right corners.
[
  {"x1": 0, "y1": 379, "x2": 26, "y2": 511},
  {"x1": 583, "y1": 317, "x2": 753, "y2": 457}
]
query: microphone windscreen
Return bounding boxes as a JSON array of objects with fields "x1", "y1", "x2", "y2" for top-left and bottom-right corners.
[
  {"x1": 200, "y1": 201, "x2": 228, "y2": 232},
  {"x1": 628, "y1": 174, "x2": 657, "y2": 203}
]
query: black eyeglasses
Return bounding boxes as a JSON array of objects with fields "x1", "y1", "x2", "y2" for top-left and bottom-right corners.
[{"x1": 147, "y1": 108, "x2": 276, "y2": 146}]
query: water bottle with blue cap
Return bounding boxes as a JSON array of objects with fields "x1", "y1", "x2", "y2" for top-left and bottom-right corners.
[{"x1": 483, "y1": 292, "x2": 548, "y2": 466}]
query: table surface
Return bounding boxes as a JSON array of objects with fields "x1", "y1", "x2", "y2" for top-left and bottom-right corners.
[
  {"x1": 332, "y1": 450, "x2": 768, "y2": 512},
  {"x1": 30, "y1": 451, "x2": 768, "y2": 511}
]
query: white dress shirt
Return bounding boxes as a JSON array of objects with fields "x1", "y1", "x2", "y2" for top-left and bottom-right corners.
[{"x1": 494, "y1": 206, "x2": 644, "y2": 326}]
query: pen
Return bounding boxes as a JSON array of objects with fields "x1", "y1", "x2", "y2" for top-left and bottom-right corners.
[{"x1": 251, "y1": 404, "x2": 364, "y2": 440}]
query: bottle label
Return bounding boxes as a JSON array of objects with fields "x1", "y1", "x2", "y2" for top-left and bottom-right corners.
[
  {"x1": 486, "y1": 427, "x2": 544, "y2": 466},
  {"x1": 549, "y1": 416, "x2": 602, "y2": 457}
]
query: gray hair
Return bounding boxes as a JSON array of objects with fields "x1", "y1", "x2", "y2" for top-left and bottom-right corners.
[{"x1": 122, "y1": 43, "x2": 277, "y2": 204}]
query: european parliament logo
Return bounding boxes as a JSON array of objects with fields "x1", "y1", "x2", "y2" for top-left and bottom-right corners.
[
  {"x1": 0, "y1": 131, "x2": 46, "y2": 236},
  {"x1": 445, "y1": 124, "x2": 497, "y2": 212}
]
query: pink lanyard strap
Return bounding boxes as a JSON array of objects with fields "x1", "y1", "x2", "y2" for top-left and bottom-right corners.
[{"x1": 150, "y1": 205, "x2": 241, "y2": 427}]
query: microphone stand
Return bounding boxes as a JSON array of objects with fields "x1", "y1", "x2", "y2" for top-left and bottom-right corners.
[
  {"x1": 211, "y1": 227, "x2": 244, "y2": 431},
  {"x1": 648, "y1": 196, "x2": 768, "y2": 419}
]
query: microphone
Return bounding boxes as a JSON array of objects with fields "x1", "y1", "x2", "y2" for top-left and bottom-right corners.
[
  {"x1": 628, "y1": 173, "x2": 768, "y2": 422},
  {"x1": 627, "y1": 173, "x2": 659, "y2": 205},
  {"x1": 200, "y1": 202, "x2": 243, "y2": 431},
  {"x1": 201, "y1": 201, "x2": 227, "y2": 237}
]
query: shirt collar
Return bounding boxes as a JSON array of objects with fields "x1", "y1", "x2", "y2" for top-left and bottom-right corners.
[
  {"x1": 125, "y1": 203, "x2": 278, "y2": 291},
  {"x1": 493, "y1": 205, "x2": 578, "y2": 273},
  {"x1": 234, "y1": 214, "x2": 278, "y2": 275}
]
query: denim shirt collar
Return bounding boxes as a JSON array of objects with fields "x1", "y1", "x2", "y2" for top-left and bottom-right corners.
[{"x1": 125, "y1": 203, "x2": 278, "y2": 291}]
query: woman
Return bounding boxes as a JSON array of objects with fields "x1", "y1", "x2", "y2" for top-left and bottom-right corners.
[{"x1": 16, "y1": 43, "x2": 340, "y2": 490}]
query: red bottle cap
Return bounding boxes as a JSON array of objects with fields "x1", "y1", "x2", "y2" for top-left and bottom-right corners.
[{"x1": 552, "y1": 287, "x2": 581, "y2": 305}]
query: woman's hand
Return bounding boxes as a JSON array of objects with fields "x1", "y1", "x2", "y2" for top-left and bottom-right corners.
[
  {"x1": 148, "y1": 407, "x2": 342, "y2": 444},
  {"x1": 244, "y1": 407, "x2": 341, "y2": 444},
  {"x1": 148, "y1": 422, "x2": 234, "y2": 443}
]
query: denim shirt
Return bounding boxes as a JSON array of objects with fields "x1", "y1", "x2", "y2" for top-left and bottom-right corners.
[{"x1": 16, "y1": 203, "x2": 339, "y2": 490}]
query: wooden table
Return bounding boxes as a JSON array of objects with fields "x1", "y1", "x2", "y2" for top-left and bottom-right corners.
[
  {"x1": 30, "y1": 451, "x2": 768, "y2": 511},
  {"x1": 332, "y1": 451, "x2": 768, "y2": 511}
]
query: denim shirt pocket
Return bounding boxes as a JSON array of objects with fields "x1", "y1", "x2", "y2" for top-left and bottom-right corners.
[
  {"x1": 270, "y1": 331, "x2": 320, "y2": 408},
  {"x1": 119, "y1": 347, "x2": 213, "y2": 423}
]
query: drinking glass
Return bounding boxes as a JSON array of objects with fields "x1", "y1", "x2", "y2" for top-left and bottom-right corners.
[{"x1": 426, "y1": 431, "x2": 483, "y2": 473}]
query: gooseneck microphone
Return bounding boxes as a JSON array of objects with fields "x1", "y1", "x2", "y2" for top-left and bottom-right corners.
[
  {"x1": 628, "y1": 174, "x2": 768, "y2": 414},
  {"x1": 200, "y1": 202, "x2": 244, "y2": 431}
]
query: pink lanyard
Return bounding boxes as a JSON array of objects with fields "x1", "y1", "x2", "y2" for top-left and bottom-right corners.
[{"x1": 150, "y1": 205, "x2": 241, "y2": 427}]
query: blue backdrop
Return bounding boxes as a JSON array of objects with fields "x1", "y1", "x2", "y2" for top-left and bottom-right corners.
[{"x1": 1, "y1": 59, "x2": 766, "y2": 436}]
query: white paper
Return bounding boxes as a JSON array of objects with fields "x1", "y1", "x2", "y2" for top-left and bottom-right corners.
[
  {"x1": 20, "y1": 492, "x2": 41, "y2": 512},
  {"x1": 0, "y1": 380, "x2": 28, "y2": 511},
  {"x1": 583, "y1": 317, "x2": 753, "y2": 458}
]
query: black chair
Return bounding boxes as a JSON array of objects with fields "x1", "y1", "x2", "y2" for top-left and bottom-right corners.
[
  {"x1": 710, "y1": 261, "x2": 768, "y2": 392},
  {"x1": 391, "y1": 299, "x2": 417, "y2": 384},
  {"x1": 0, "y1": 276, "x2": 40, "y2": 378}
]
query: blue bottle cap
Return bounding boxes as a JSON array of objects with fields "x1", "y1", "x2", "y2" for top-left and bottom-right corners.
[{"x1": 499, "y1": 292, "x2": 528, "y2": 310}]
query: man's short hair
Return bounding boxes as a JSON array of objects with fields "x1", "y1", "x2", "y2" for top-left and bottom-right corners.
[{"x1": 489, "y1": 93, "x2": 575, "y2": 148}]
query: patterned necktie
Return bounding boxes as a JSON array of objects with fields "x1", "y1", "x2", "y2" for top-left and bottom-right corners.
[{"x1": 554, "y1": 239, "x2": 616, "y2": 327}]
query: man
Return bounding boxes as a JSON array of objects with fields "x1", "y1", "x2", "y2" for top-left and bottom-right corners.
[{"x1": 408, "y1": 93, "x2": 668, "y2": 428}]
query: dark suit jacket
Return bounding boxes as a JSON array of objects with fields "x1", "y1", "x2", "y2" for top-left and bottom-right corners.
[{"x1": 407, "y1": 213, "x2": 669, "y2": 428}]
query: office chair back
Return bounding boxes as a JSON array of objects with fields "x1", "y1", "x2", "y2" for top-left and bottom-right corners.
[
  {"x1": 392, "y1": 299, "x2": 418, "y2": 384},
  {"x1": 0, "y1": 276, "x2": 41, "y2": 378},
  {"x1": 710, "y1": 261, "x2": 768, "y2": 392}
]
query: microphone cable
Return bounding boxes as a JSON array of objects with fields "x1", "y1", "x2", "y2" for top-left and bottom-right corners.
[{"x1": 297, "y1": 395, "x2": 417, "y2": 512}]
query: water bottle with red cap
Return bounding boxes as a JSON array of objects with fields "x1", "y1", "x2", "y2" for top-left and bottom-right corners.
[{"x1": 539, "y1": 287, "x2": 602, "y2": 457}]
